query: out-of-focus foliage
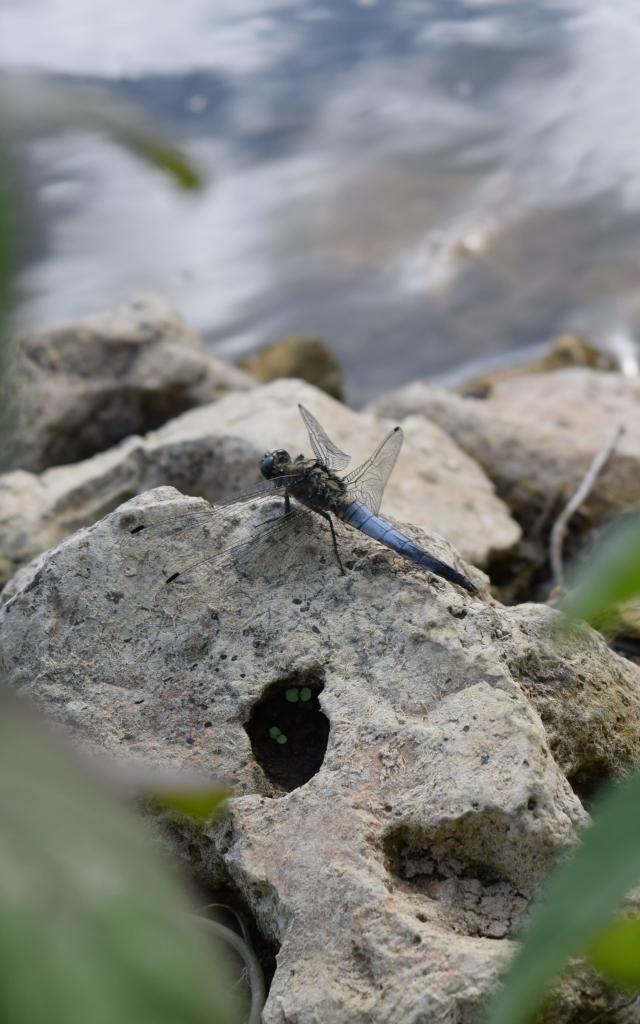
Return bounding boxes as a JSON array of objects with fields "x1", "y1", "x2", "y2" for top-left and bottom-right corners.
[
  {"x1": 486, "y1": 747, "x2": 640, "y2": 1024},
  {"x1": 562, "y1": 514, "x2": 640, "y2": 629},
  {"x1": 0, "y1": 73, "x2": 204, "y2": 190},
  {"x1": 152, "y1": 786, "x2": 229, "y2": 822},
  {"x1": 0, "y1": 114, "x2": 243, "y2": 1024},
  {"x1": 588, "y1": 916, "x2": 640, "y2": 989},
  {"x1": 0, "y1": 694, "x2": 241, "y2": 1024}
]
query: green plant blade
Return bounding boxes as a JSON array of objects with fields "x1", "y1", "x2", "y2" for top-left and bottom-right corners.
[
  {"x1": 151, "y1": 786, "x2": 229, "y2": 822},
  {"x1": 0, "y1": 693, "x2": 242, "y2": 1024},
  {"x1": 563, "y1": 514, "x2": 640, "y2": 627},
  {"x1": 1, "y1": 74, "x2": 204, "y2": 192},
  {"x1": 486, "y1": 770, "x2": 640, "y2": 1024},
  {"x1": 118, "y1": 132, "x2": 203, "y2": 191},
  {"x1": 588, "y1": 917, "x2": 640, "y2": 989}
]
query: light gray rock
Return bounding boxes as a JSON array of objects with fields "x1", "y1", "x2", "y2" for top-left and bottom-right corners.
[
  {"x1": 0, "y1": 378, "x2": 520, "y2": 589},
  {"x1": 6, "y1": 294, "x2": 253, "y2": 472},
  {"x1": 2, "y1": 486, "x2": 639, "y2": 1022},
  {"x1": 372, "y1": 370, "x2": 640, "y2": 529}
]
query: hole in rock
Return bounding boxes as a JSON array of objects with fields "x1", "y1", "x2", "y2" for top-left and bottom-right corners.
[
  {"x1": 567, "y1": 760, "x2": 613, "y2": 809},
  {"x1": 384, "y1": 821, "x2": 530, "y2": 940},
  {"x1": 245, "y1": 673, "x2": 329, "y2": 792}
]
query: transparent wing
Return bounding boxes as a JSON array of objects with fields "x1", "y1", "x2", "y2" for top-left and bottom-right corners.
[
  {"x1": 298, "y1": 404, "x2": 351, "y2": 471},
  {"x1": 343, "y1": 426, "x2": 403, "y2": 514},
  {"x1": 122, "y1": 487, "x2": 344, "y2": 591}
]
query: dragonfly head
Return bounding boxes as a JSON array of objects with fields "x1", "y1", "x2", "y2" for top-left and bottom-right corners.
[{"x1": 260, "y1": 448, "x2": 291, "y2": 480}]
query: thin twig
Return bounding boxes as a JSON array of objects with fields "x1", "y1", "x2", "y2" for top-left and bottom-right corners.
[{"x1": 549, "y1": 424, "x2": 625, "y2": 591}]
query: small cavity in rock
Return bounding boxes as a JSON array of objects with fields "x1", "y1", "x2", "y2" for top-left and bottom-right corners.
[{"x1": 244, "y1": 675, "x2": 330, "y2": 792}]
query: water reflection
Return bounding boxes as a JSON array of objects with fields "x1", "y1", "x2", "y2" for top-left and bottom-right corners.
[{"x1": 3, "y1": 0, "x2": 640, "y2": 400}]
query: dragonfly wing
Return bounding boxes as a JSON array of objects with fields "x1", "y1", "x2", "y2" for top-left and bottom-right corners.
[
  {"x1": 343, "y1": 426, "x2": 403, "y2": 514},
  {"x1": 126, "y1": 486, "x2": 279, "y2": 536},
  {"x1": 125, "y1": 489, "x2": 309, "y2": 582},
  {"x1": 160, "y1": 505, "x2": 313, "y2": 585},
  {"x1": 298, "y1": 404, "x2": 351, "y2": 471}
]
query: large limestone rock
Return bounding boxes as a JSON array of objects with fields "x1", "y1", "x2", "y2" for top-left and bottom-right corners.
[
  {"x1": 6, "y1": 295, "x2": 253, "y2": 472},
  {"x1": 373, "y1": 369, "x2": 640, "y2": 529},
  {"x1": 0, "y1": 379, "x2": 520, "y2": 589},
  {"x1": 2, "y1": 487, "x2": 639, "y2": 1022}
]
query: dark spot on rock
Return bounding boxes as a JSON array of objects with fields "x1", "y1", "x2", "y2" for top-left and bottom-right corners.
[
  {"x1": 204, "y1": 721, "x2": 212, "y2": 728},
  {"x1": 186, "y1": 736, "x2": 194, "y2": 745},
  {"x1": 244, "y1": 672, "x2": 329, "y2": 793},
  {"x1": 292, "y1": 597, "x2": 302, "y2": 605},
  {"x1": 416, "y1": 912, "x2": 427, "y2": 923},
  {"x1": 480, "y1": 753, "x2": 490, "y2": 764},
  {"x1": 449, "y1": 606, "x2": 467, "y2": 619},
  {"x1": 527, "y1": 798, "x2": 537, "y2": 811},
  {"x1": 23, "y1": 570, "x2": 44, "y2": 595},
  {"x1": 463, "y1": 725, "x2": 470, "y2": 732}
]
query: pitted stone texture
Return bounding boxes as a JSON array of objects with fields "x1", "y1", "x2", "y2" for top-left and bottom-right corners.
[
  {"x1": 6, "y1": 294, "x2": 253, "y2": 472},
  {"x1": 372, "y1": 370, "x2": 640, "y2": 528},
  {"x1": 0, "y1": 378, "x2": 519, "y2": 589},
  {"x1": 3, "y1": 487, "x2": 639, "y2": 1021}
]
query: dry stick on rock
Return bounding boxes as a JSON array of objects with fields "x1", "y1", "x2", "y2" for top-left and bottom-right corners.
[{"x1": 549, "y1": 423, "x2": 625, "y2": 592}]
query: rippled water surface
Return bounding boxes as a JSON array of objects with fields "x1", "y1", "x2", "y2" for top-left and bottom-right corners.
[{"x1": 3, "y1": 0, "x2": 640, "y2": 401}]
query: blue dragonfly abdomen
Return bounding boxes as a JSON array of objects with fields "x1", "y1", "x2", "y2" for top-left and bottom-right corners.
[{"x1": 339, "y1": 500, "x2": 478, "y2": 595}]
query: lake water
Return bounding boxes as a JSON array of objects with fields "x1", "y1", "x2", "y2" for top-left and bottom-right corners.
[{"x1": 2, "y1": 0, "x2": 640, "y2": 402}]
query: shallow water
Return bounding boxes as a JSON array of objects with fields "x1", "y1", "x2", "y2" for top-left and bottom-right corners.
[{"x1": 3, "y1": 0, "x2": 640, "y2": 402}]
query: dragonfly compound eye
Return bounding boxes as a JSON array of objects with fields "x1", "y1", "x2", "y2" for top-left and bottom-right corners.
[{"x1": 260, "y1": 449, "x2": 291, "y2": 479}]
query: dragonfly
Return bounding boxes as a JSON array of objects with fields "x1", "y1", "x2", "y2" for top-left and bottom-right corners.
[{"x1": 129, "y1": 404, "x2": 478, "y2": 595}]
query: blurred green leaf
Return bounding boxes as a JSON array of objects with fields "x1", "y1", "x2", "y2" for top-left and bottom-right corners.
[
  {"x1": 563, "y1": 514, "x2": 640, "y2": 627},
  {"x1": 1, "y1": 73, "x2": 205, "y2": 192},
  {"x1": 486, "y1": 770, "x2": 640, "y2": 1024},
  {"x1": 152, "y1": 786, "x2": 229, "y2": 822},
  {"x1": 0, "y1": 693, "x2": 242, "y2": 1024},
  {"x1": 119, "y1": 133, "x2": 203, "y2": 191},
  {"x1": 588, "y1": 917, "x2": 640, "y2": 990}
]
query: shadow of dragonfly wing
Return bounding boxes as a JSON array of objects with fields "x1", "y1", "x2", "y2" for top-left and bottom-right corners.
[
  {"x1": 298, "y1": 403, "x2": 351, "y2": 471},
  {"x1": 126, "y1": 489, "x2": 317, "y2": 588},
  {"x1": 343, "y1": 426, "x2": 404, "y2": 514}
]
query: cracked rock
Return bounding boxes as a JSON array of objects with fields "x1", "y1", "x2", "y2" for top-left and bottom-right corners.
[{"x1": 2, "y1": 485, "x2": 639, "y2": 1022}]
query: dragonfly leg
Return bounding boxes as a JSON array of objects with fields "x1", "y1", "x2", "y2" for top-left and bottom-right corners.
[{"x1": 317, "y1": 510, "x2": 345, "y2": 576}]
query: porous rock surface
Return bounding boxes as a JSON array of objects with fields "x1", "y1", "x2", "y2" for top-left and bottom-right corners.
[
  {"x1": 3, "y1": 486, "x2": 640, "y2": 1022},
  {"x1": 373, "y1": 369, "x2": 640, "y2": 528},
  {"x1": 0, "y1": 378, "x2": 520, "y2": 589},
  {"x1": 6, "y1": 294, "x2": 253, "y2": 472}
]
